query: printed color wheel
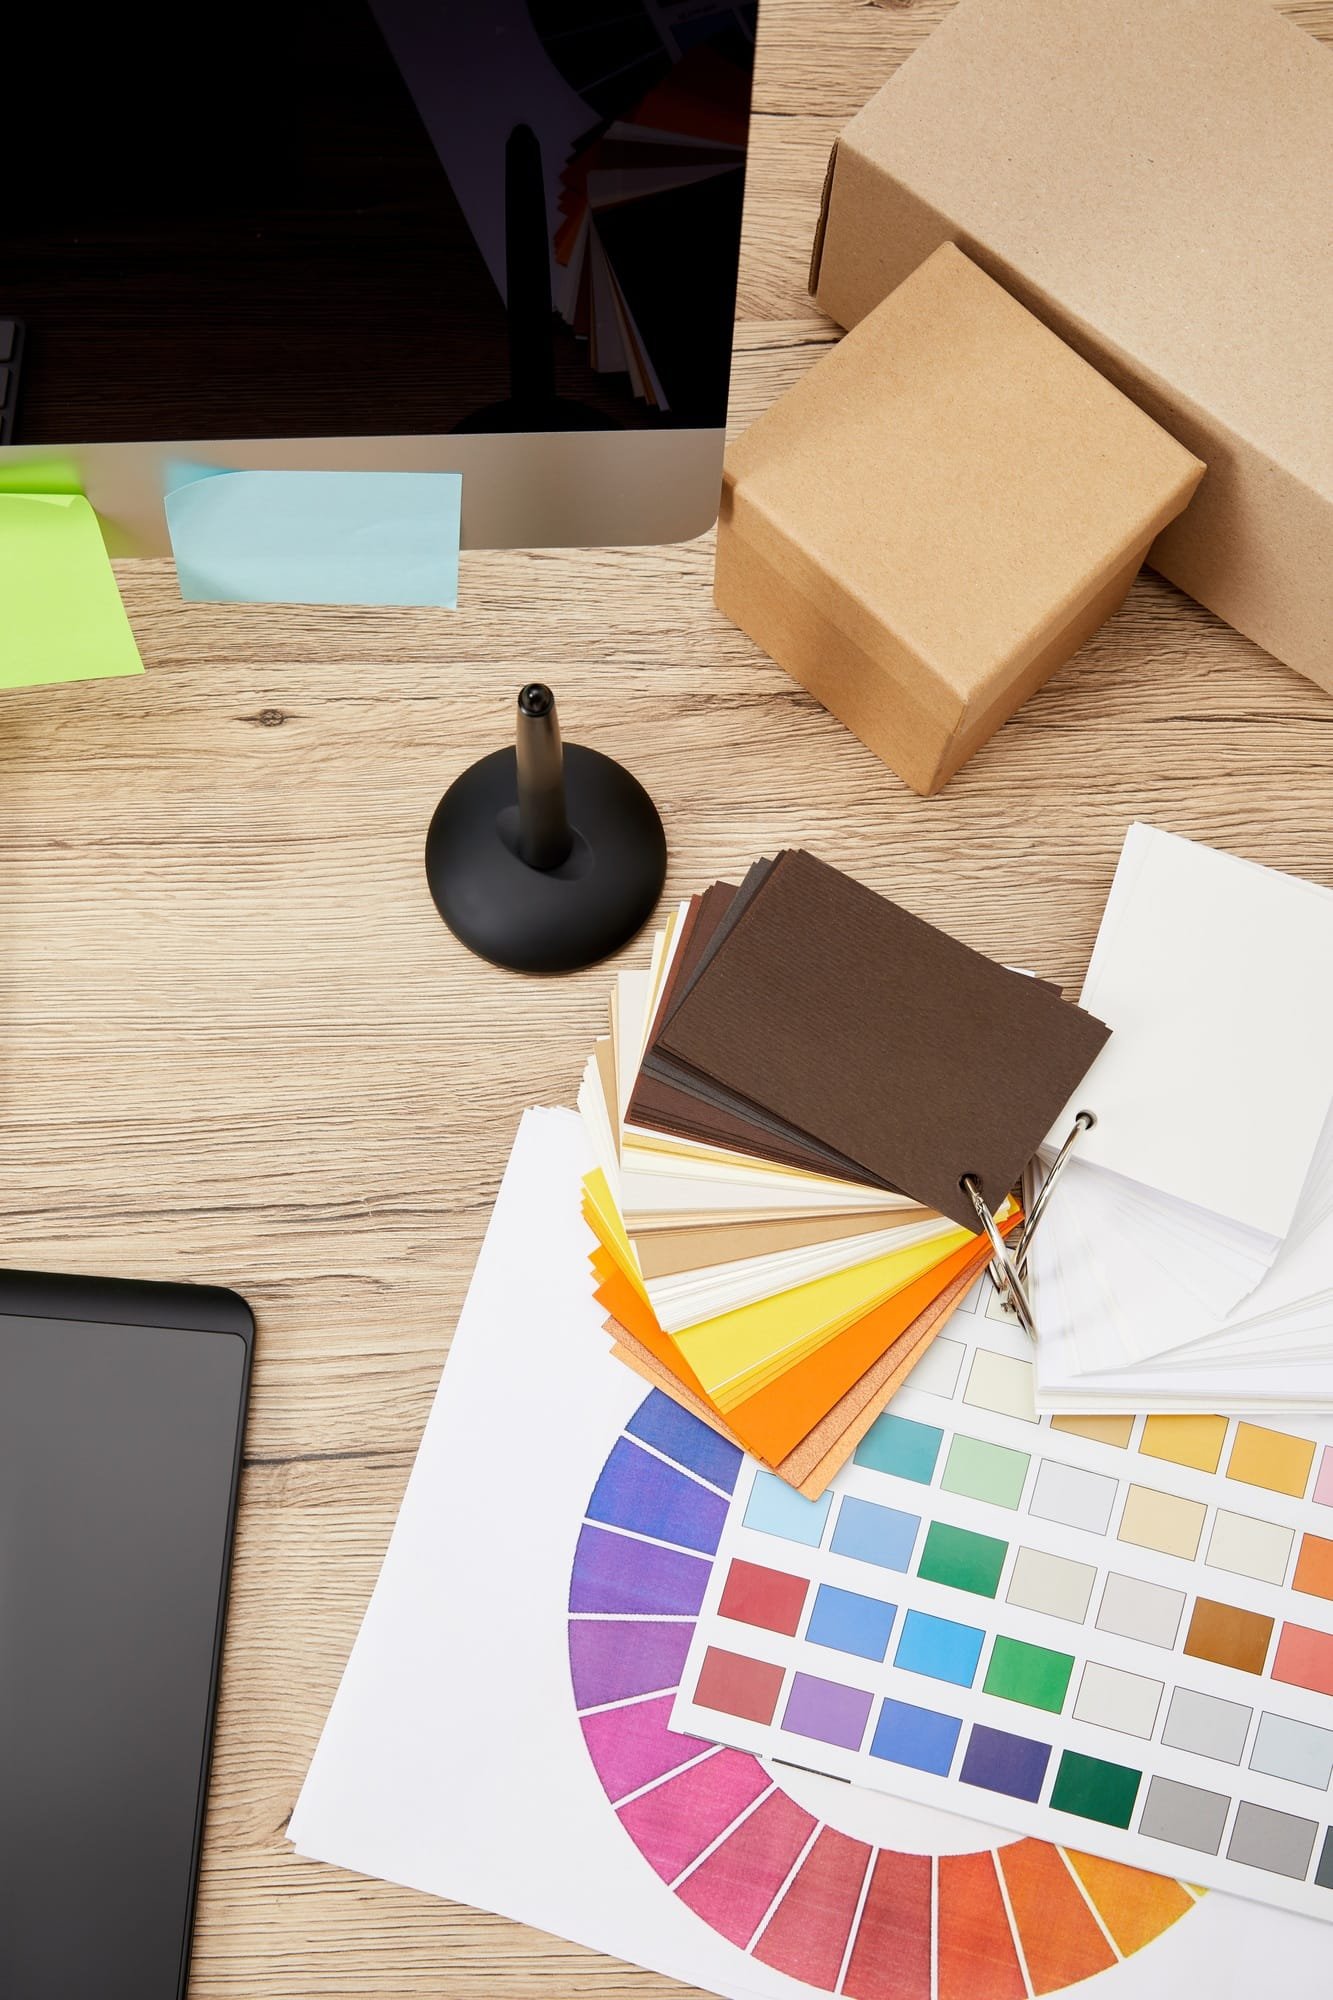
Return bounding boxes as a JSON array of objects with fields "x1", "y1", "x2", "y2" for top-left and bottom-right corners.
[{"x1": 568, "y1": 1390, "x2": 1199, "y2": 1997}]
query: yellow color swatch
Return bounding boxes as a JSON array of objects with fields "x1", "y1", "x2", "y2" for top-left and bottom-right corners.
[
  {"x1": 674, "y1": 1225, "x2": 975, "y2": 1407},
  {"x1": 1051, "y1": 1414, "x2": 1135, "y2": 1449},
  {"x1": 1118, "y1": 1484, "x2": 1206, "y2": 1561},
  {"x1": 1227, "y1": 1422, "x2": 1316, "y2": 1499},
  {"x1": 1141, "y1": 1414, "x2": 1229, "y2": 1475}
]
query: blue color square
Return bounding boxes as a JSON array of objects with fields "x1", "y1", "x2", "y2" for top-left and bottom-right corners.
[
  {"x1": 893, "y1": 1608, "x2": 986, "y2": 1687},
  {"x1": 743, "y1": 1471, "x2": 833, "y2": 1548},
  {"x1": 870, "y1": 1697, "x2": 963, "y2": 1776},
  {"x1": 960, "y1": 1722, "x2": 1052, "y2": 1803},
  {"x1": 830, "y1": 1495, "x2": 920, "y2": 1571},
  {"x1": 854, "y1": 1413, "x2": 944, "y2": 1485},
  {"x1": 806, "y1": 1584, "x2": 898, "y2": 1662}
]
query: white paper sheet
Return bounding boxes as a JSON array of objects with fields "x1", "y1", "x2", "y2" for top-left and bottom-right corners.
[{"x1": 1048, "y1": 824, "x2": 1333, "y2": 1244}]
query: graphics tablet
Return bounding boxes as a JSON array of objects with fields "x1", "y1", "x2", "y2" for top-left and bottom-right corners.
[{"x1": 0, "y1": 1270, "x2": 254, "y2": 1999}]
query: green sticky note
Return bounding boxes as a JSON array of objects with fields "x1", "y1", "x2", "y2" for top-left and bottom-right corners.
[
  {"x1": 0, "y1": 459, "x2": 83, "y2": 497},
  {"x1": 983, "y1": 1635, "x2": 1074, "y2": 1712},
  {"x1": 0, "y1": 492, "x2": 144, "y2": 690}
]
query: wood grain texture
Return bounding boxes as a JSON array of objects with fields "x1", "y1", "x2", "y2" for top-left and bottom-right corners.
[{"x1": 2, "y1": 2, "x2": 1331, "y2": 1994}]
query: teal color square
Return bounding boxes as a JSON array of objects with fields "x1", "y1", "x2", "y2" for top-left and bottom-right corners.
[{"x1": 855, "y1": 1413, "x2": 944, "y2": 1485}]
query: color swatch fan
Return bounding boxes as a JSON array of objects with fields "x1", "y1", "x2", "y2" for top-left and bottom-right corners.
[
  {"x1": 579, "y1": 851, "x2": 1110, "y2": 1493},
  {"x1": 1030, "y1": 824, "x2": 1333, "y2": 1411}
]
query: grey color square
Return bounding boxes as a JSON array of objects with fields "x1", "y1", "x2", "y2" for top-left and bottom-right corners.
[
  {"x1": 1161, "y1": 1686, "x2": 1252, "y2": 1766},
  {"x1": 1227, "y1": 1801, "x2": 1318, "y2": 1880},
  {"x1": 1316, "y1": 1827, "x2": 1333, "y2": 1891},
  {"x1": 1250, "y1": 1711, "x2": 1333, "y2": 1790},
  {"x1": 1028, "y1": 1459, "x2": 1118, "y2": 1535},
  {"x1": 1096, "y1": 1570, "x2": 1185, "y2": 1649},
  {"x1": 1139, "y1": 1775, "x2": 1230, "y2": 1855},
  {"x1": 1006, "y1": 1545, "x2": 1096, "y2": 1624}
]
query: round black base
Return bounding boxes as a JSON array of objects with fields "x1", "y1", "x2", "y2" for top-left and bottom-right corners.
[{"x1": 424, "y1": 743, "x2": 667, "y2": 974}]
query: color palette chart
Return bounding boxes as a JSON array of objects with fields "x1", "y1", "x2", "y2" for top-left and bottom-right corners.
[
  {"x1": 572, "y1": 1382, "x2": 1197, "y2": 1998},
  {"x1": 671, "y1": 1276, "x2": 1333, "y2": 1919}
]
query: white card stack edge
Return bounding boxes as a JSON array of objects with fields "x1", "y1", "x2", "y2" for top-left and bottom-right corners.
[{"x1": 1031, "y1": 824, "x2": 1333, "y2": 1412}]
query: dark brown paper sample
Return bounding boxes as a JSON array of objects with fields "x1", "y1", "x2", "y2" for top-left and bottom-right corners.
[
  {"x1": 629, "y1": 868, "x2": 881, "y2": 1184},
  {"x1": 658, "y1": 850, "x2": 1108, "y2": 1230}
]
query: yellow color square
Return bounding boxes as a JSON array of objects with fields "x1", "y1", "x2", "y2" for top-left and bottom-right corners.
[
  {"x1": 1227, "y1": 1423, "x2": 1316, "y2": 1499},
  {"x1": 1052, "y1": 1413, "x2": 1135, "y2": 1449},
  {"x1": 1141, "y1": 1415, "x2": 1228, "y2": 1475},
  {"x1": 1118, "y1": 1484, "x2": 1207, "y2": 1561}
]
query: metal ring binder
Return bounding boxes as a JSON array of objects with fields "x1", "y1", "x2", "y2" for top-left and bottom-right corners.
[
  {"x1": 962, "y1": 1110, "x2": 1094, "y2": 1343},
  {"x1": 1016, "y1": 1111, "x2": 1095, "y2": 1277}
]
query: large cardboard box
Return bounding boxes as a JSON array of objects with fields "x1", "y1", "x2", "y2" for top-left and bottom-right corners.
[
  {"x1": 811, "y1": 0, "x2": 1333, "y2": 693},
  {"x1": 715, "y1": 245, "x2": 1203, "y2": 795}
]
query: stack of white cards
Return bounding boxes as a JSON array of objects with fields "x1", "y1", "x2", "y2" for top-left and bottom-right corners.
[{"x1": 1032, "y1": 823, "x2": 1333, "y2": 1411}]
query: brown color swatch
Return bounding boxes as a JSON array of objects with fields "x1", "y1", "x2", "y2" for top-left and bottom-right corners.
[
  {"x1": 1183, "y1": 1597, "x2": 1275, "y2": 1677},
  {"x1": 630, "y1": 870, "x2": 879, "y2": 1184},
  {"x1": 658, "y1": 850, "x2": 1108, "y2": 1230}
]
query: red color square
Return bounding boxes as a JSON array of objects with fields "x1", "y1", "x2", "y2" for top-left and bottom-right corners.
[
  {"x1": 718, "y1": 1558, "x2": 809, "y2": 1636},
  {"x1": 694, "y1": 1646, "x2": 785, "y2": 1724},
  {"x1": 1273, "y1": 1622, "x2": 1333, "y2": 1698}
]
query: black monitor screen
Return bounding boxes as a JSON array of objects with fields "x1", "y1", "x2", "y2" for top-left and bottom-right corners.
[{"x1": 5, "y1": 1, "x2": 758, "y2": 444}]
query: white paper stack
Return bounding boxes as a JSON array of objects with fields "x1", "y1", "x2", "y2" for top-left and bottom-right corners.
[{"x1": 1032, "y1": 823, "x2": 1333, "y2": 1410}]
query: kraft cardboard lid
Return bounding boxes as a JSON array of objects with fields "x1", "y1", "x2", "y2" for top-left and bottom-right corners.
[{"x1": 726, "y1": 243, "x2": 1204, "y2": 709}]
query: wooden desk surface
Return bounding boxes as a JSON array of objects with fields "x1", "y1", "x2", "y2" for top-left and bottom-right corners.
[{"x1": 4, "y1": 2, "x2": 1331, "y2": 1993}]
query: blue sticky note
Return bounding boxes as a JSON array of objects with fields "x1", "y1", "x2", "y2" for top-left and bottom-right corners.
[{"x1": 163, "y1": 464, "x2": 461, "y2": 606}]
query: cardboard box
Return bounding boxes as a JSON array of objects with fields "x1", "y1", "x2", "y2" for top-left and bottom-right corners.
[
  {"x1": 715, "y1": 244, "x2": 1203, "y2": 795},
  {"x1": 810, "y1": 0, "x2": 1333, "y2": 693}
]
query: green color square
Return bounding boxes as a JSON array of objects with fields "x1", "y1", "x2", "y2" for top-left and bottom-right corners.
[
  {"x1": 1050, "y1": 1749, "x2": 1143, "y2": 1829},
  {"x1": 941, "y1": 1434, "x2": 1030, "y2": 1511},
  {"x1": 983, "y1": 1635, "x2": 1074, "y2": 1713},
  {"x1": 855, "y1": 1413, "x2": 943, "y2": 1485},
  {"x1": 917, "y1": 1520, "x2": 1008, "y2": 1598}
]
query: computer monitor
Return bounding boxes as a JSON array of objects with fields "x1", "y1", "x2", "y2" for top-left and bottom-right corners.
[{"x1": 2, "y1": 1, "x2": 759, "y2": 554}]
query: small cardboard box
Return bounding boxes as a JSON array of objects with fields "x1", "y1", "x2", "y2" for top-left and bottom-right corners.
[
  {"x1": 715, "y1": 244, "x2": 1203, "y2": 796},
  {"x1": 810, "y1": 0, "x2": 1333, "y2": 694}
]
